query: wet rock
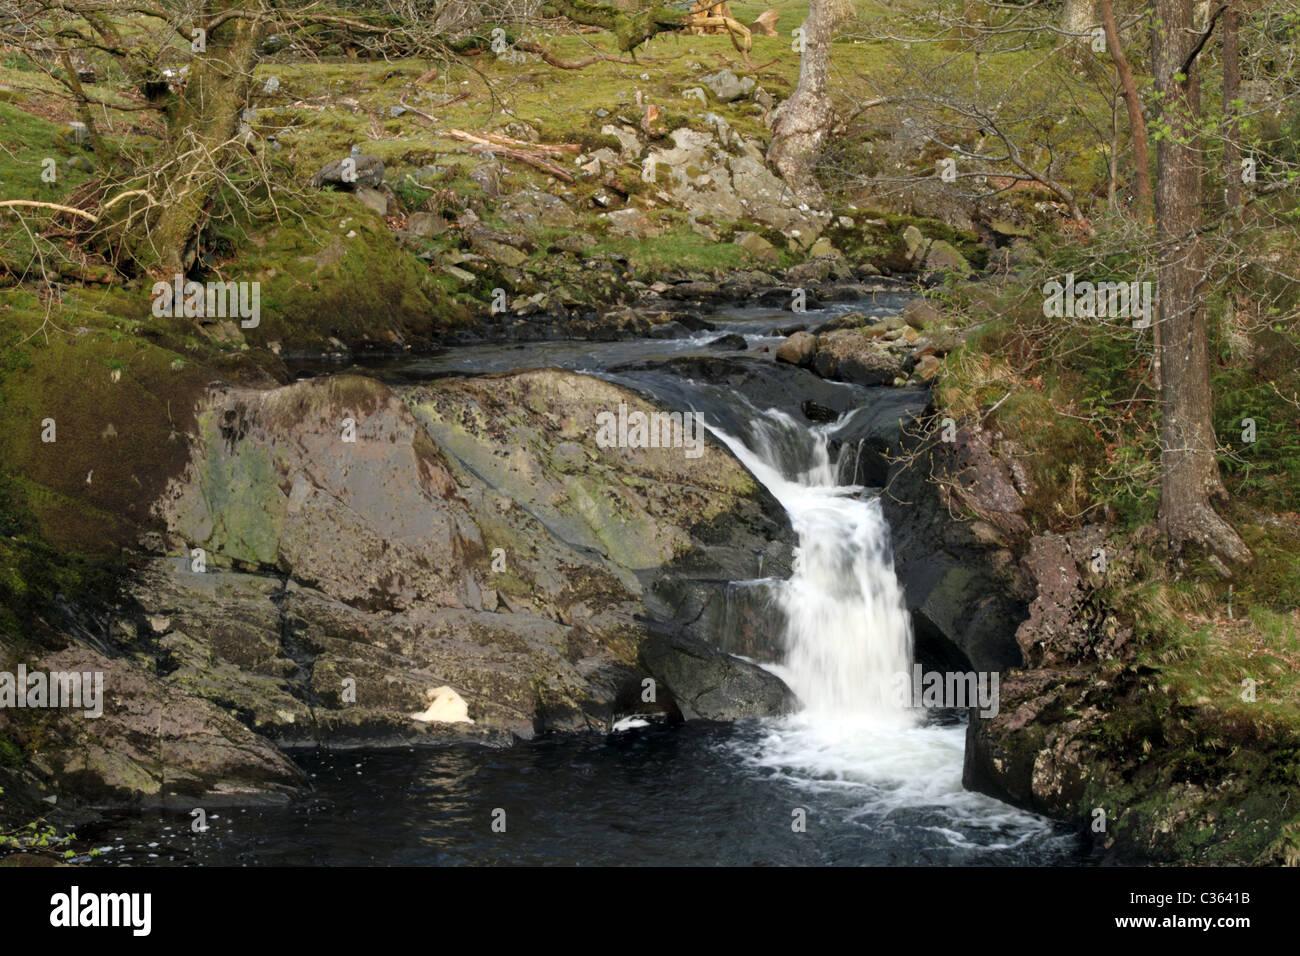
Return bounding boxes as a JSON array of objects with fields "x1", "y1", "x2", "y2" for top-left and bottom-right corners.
[
  {"x1": 812, "y1": 311, "x2": 868, "y2": 334},
  {"x1": 811, "y1": 329, "x2": 908, "y2": 386},
  {"x1": 707, "y1": 333, "x2": 748, "y2": 350},
  {"x1": 775, "y1": 331, "x2": 817, "y2": 367},
  {"x1": 802, "y1": 400, "x2": 839, "y2": 423},
  {"x1": 638, "y1": 630, "x2": 797, "y2": 720},
  {"x1": 0, "y1": 640, "x2": 304, "y2": 806}
]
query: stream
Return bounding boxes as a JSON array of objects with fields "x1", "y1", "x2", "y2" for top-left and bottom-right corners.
[{"x1": 87, "y1": 294, "x2": 1088, "y2": 866}]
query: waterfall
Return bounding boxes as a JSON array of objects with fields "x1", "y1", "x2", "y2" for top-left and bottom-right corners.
[{"x1": 710, "y1": 409, "x2": 916, "y2": 726}]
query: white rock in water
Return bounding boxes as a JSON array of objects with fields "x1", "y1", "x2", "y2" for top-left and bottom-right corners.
[{"x1": 411, "y1": 686, "x2": 474, "y2": 724}]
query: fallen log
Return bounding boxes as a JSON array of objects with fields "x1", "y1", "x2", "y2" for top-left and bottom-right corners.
[{"x1": 443, "y1": 129, "x2": 576, "y2": 183}]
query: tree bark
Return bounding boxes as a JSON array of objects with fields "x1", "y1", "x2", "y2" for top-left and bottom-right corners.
[
  {"x1": 1099, "y1": 0, "x2": 1152, "y2": 213},
  {"x1": 1222, "y1": 0, "x2": 1242, "y2": 211},
  {"x1": 766, "y1": 0, "x2": 838, "y2": 200},
  {"x1": 1150, "y1": 0, "x2": 1251, "y2": 569},
  {"x1": 1062, "y1": 0, "x2": 1099, "y2": 34},
  {"x1": 549, "y1": 0, "x2": 690, "y2": 53}
]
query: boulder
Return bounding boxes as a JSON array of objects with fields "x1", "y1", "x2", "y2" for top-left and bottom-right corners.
[
  {"x1": 470, "y1": 160, "x2": 503, "y2": 197},
  {"x1": 775, "y1": 331, "x2": 817, "y2": 367},
  {"x1": 406, "y1": 211, "x2": 448, "y2": 238},
  {"x1": 811, "y1": 329, "x2": 908, "y2": 386},
  {"x1": 707, "y1": 333, "x2": 748, "y2": 350},
  {"x1": 700, "y1": 69, "x2": 755, "y2": 102},
  {"x1": 902, "y1": 224, "x2": 929, "y2": 265},
  {"x1": 498, "y1": 188, "x2": 578, "y2": 229},
  {"x1": 310, "y1": 152, "x2": 384, "y2": 189},
  {"x1": 735, "y1": 231, "x2": 780, "y2": 265},
  {"x1": 924, "y1": 239, "x2": 972, "y2": 275},
  {"x1": 604, "y1": 207, "x2": 661, "y2": 238},
  {"x1": 638, "y1": 631, "x2": 797, "y2": 720},
  {"x1": 902, "y1": 298, "x2": 940, "y2": 330}
]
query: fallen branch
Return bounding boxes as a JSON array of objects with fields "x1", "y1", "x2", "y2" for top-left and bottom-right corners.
[
  {"x1": 514, "y1": 41, "x2": 631, "y2": 69},
  {"x1": 462, "y1": 129, "x2": 580, "y2": 155},
  {"x1": 0, "y1": 200, "x2": 99, "y2": 222},
  {"x1": 443, "y1": 130, "x2": 575, "y2": 182}
]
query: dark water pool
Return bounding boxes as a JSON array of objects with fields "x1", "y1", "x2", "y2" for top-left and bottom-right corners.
[{"x1": 81, "y1": 719, "x2": 1088, "y2": 866}]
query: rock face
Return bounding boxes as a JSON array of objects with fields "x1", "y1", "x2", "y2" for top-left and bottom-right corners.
[
  {"x1": 3, "y1": 370, "x2": 800, "y2": 809},
  {"x1": 0, "y1": 640, "x2": 304, "y2": 807},
  {"x1": 645, "y1": 121, "x2": 825, "y2": 240},
  {"x1": 880, "y1": 422, "x2": 1031, "y2": 673},
  {"x1": 159, "y1": 374, "x2": 792, "y2": 728}
]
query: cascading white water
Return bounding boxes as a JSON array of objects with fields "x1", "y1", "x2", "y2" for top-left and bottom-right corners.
[
  {"x1": 711, "y1": 410, "x2": 915, "y2": 724},
  {"x1": 710, "y1": 405, "x2": 1059, "y2": 850}
]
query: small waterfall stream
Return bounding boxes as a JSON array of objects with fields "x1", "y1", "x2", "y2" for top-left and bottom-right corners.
[
  {"x1": 711, "y1": 409, "x2": 915, "y2": 723},
  {"x1": 91, "y1": 303, "x2": 1082, "y2": 865}
]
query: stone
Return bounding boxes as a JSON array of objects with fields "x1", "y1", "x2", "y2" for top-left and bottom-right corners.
[
  {"x1": 497, "y1": 188, "x2": 577, "y2": 230},
  {"x1": 470, "y1": 161, "x2": 503, "y2": 197},
  {"x1": 914, "y1": 354, "x2": 942, "y2": 381},
  {"x1": 604, "y1": 207, "x2": 661, "y2": 238},
  {"x1": 601, "y1": 124, "x2": 642, "y2": 160},
  {"x1": 310, "y1": 153, "x2": 384, "y2": 189},
  {"x1": 406, "y1": 211, "x2": 448, "y2": 238},
  {"x1": 638, "y1": 631, "x2": 797, "y2": 720},
  {"x1": 924, "y1": 239, "x2": 972, "y2": 275},
  {"x1": 700, "y1": 69, "x2": 755, "y2": 102},
  {"x1": 775, "y1": 331, "x2": 817, "y2": 367},
  {"x1": 734, "y1": 231, "x2": 780, "y2": 265},
  {"x1": 902, "y1": 224, "x2": 928, "y2": 265},
  {"x1": 707, "y1": 333, "x2": 748, "y2": 350},
  {"x1": 352, "y1": 185, "x2": 389, "y2": 217},
  {"x1": 812, "y1": 329, "x2": 908, "y2": 386},
  {"x1": 902, "y1": 298, "x2": 940, "y2": 330}
]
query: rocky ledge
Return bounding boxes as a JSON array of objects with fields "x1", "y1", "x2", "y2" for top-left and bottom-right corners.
[{"x1": 0, "y1": 369, "x2": 797, "y2": 810}]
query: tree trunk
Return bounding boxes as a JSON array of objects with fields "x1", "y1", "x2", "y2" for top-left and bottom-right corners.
[
  {"x1": 114, "y1": 4, "x2": 262, "y2": 276},
  {"x1": 1150, "y1": 0, "x2": 1251, "y2": 569},
  {"x1": 766, "y1": 0, "x2": 839, "y2": 200},
  {"x1": 1062, "y1": 0, "x2": 1099, "y2": 37},
  {"x1": 1222, "y1": 0, "x2": 1242, "y2": 211},
  {"x1": 1099, "y1": 0, "x2": 1152, "y2": 213}
]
